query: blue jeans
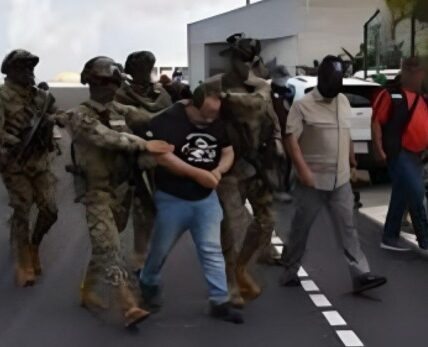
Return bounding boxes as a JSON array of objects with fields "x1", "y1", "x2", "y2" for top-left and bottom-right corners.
[
  {"x1": 140, "y1": 190, "x2": 229, "y2": 305},
  {"x1": 384, "y1": 150, "x2": 428, "y2": 247}
]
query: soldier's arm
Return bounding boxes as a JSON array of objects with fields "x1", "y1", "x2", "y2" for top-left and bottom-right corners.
[
  {"x1": 222, "y1": 71, "x2": 271, "y2": 108},
  {"x1": 70, "y1": 110, "x2": 174, "y2": 155},
  {"x1": 0, "y1": 99, "x2": 4, "y2": 145},
  {"x1": 137, "y1": 88, "x2": 172, "y2": 112},
  {"x1": 123, "y1": 106, "x2": 155, "y2": 136},
  {"x1": 0, "y1": 97, "x2": 4, "y2": 133},
  {"x1": 71, "y1": 111, "x2": 147, "y2": 152},
  {"x1": 222, "y1": 92, "x2": 267, "y2": 112},
  {"x1": 0, "y1": 99, "x2": 20, "y2": 147},
  {"x1": 213, "y1": 146, "x2": 234, "y2": 179}
]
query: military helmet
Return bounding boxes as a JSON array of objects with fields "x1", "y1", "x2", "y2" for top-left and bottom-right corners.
[
  {"x1": 81, "y1": 56, "x2": 123, "y2": 85},
  {"x1": 1, "y1": 49, "x2": 39, "y2": 74},
  {"x1": 220, "y1": 33, "x2": 261, "y2": 62}
]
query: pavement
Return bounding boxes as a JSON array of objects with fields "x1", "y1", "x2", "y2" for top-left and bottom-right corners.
[{"x1": 0, "y1": 134, "x2": 427, "y2": 347}]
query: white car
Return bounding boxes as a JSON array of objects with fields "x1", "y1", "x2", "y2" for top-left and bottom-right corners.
[{"x1": 287, "y1": 76, "x2": 384, "y2": 180}]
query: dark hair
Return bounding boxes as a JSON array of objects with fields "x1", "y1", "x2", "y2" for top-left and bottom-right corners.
[
  {"x1": 192, "y1": 84, "x2": 220, "y2": 109},
  {"x1": 124, "y1": 51, "x2": 156, "y2": 75},
  {"x1": 159, "y1": 74, "x2": 171, "y2": 86},
  {"x1": 192, "y1": 85, "x2": 206, "y2": 109},
  {"x1": 37, "y1": 81, "x2": 49, "y2": 91}
]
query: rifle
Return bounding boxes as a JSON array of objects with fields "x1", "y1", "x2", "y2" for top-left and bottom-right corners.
[{"x1": 16, "y1": 92, "x2": 55, "y2": 165}]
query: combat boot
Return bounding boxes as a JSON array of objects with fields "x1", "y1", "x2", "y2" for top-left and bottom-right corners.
[
  {"x1": 80, "y1": 283, "x2": 108, "y2": 310},
  {"x1": 225, "y1": 265, "x2": 245, "y2": 308},
  {"x1": 119, "y1": 284, "x2": 150, "y2": 328},
  {"x1": 29, "y1": 245, "x2": 42, "y2": 276},
  {"x1": 235, "y1": 265, "x2": 261, "y2": 301},
  {"x1": 229, "y1": 285, "x2": 245, "y2": 308},
  {"x1": 14, "y1": 245, "x2": 36, "y2": 287}
]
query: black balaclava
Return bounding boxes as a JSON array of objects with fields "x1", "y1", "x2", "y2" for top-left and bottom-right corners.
[
  {"x1": 317, "y1": 55, "x2": 344, "y2": 99},
  {"x1": 124, "y1": 51, "x2": 155, "y2": 87}
]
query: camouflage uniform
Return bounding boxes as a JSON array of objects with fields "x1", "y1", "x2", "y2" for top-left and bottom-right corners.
[
  {"x1": 0, "y1": 74, "x2": 58, "y2": 287},
  {"x1": 115, "y1": 79, "x2": 172, "y2": 268},
  {"x1": 62, "y1": 98, "x2": 152, "y2": 324},
  {"x1": 212, "y1": 52, "x2": 284, "y2": 306},
  {"x1": 59, "y1": 56, "x2": 156, "y2": 327}
]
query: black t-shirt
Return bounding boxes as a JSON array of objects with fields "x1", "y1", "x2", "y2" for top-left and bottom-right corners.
[{"x1": 145, "y1": 103, "x2": 230, "y2": 201}]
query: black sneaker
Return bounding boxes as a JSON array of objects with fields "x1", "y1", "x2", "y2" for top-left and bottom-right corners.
[
  {"x1": 140, "y1": 283, "x2": 163, "y2": 312},
  {"x1": 279, "y1": 272, "x2": 301, "y2": 287},
  {"x1": 210, "y1": 302, "x2": 244, "y2": 324},
  {"x1": 417, "y1": 242, "x2": 428, "y2": 255},
  {"x1": 353, "y1": 274, "x2": 387, "y2": 294},
  {"x1": 380, "y1": 239, "x2": 411, "y2": 252}
]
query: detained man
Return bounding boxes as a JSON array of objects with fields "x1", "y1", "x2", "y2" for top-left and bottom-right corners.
[
  {"x1": 139, "y1": 84, "x2": 243, "y2": 324},
  {"x1": 281, "y1": 56, "x2": 387, "y2": 294}
]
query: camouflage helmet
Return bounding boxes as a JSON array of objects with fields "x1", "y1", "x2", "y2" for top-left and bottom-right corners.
[
  {"x1": 1, "y1": 49, "x2": 39, "y2": 74},
  {"x1": 220, "y1": 33, "x2": 261, "y2": 62},
  {"x1": 81, "y1": 56, "x2": 123, "y2": 85}
]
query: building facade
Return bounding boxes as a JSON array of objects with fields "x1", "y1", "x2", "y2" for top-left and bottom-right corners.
[{"x1": 187, "y1": 0, "x2": 381, "y2": 87}]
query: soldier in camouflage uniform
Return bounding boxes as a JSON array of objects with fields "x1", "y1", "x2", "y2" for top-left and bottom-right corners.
[
  {"x1": 60, "y1": 56, "x2": 173, "y2": 327},
  {"x1": 0, "y1": 50, "x2": 58, "y2": 287},
  {"x1": 115, "y1": 51, "x2": 172, "y2": 269},
  {"x1": 212, "y1": 35, "x2": 285, "y2": 307}
]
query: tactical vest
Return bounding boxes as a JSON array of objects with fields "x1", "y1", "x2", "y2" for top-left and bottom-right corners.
[{"x1": 0, "y1": 85, "x2": 35, "y2": 143}]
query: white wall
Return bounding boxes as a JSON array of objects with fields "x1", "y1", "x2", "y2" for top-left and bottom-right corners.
[
  {"x1": 260, "y1": 36, "x2": 299, "y2": 75},
  {"x1": 188, "y1": 0, "x2": 380, "y2": 86},
  {"x1": 188, "y1": 0, "x2": 302, "y2": 86},
  {"x1": 297, "y1": 0, "x2": 379, "y2": 65}
]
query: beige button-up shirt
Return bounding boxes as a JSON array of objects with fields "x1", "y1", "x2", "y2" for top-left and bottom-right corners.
[{"x1": 286, "y1": 88, "x2": 352, "y2": 191}]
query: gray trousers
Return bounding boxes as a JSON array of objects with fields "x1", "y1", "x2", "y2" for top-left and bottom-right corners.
[{"x1": 282, "y1": 182, "x2": 370, "y2": 281}]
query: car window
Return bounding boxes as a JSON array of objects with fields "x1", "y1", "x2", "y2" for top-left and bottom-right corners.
[
  {"x1": 342, "y1": 86, "x2": 378, "y2": 108},
  {"x1": 343, "y1": 93, "x2": 371, "y2": 107}
]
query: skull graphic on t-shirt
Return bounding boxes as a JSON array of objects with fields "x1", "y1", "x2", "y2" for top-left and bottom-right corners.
[{"x1": 181, "y1": 133, "x2": 218, "y2": 164}]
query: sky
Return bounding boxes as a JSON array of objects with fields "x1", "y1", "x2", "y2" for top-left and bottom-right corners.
[{"x1": 0, "y1": 0, "x2": 260, "y2": 81}]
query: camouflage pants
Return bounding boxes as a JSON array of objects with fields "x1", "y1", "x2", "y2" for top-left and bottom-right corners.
[
  {"x1": 82, "y1": 190, "x2": 141, "y2": 316},
  {"x1": 1, "y1": 169, "x2": 57, "y2": 254},
  {"x1": 217, "y1": 174, "x2": 275, "y2": 280}
]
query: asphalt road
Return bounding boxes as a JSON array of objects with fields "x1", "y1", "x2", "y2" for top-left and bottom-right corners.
[{"x1": 0, "y1": 135, "x2": 427, "y2": 347}]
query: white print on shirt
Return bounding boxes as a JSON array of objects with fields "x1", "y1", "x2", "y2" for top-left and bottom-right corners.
[{"x1": 181, "y1": 133, "x2": 218, "y2": 163}]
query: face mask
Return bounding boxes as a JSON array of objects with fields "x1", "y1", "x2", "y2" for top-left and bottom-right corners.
[
  {"x1": 8, "y1": 64, "x2": 35, "y2": 87},
  {"x1": 317, "y1": 61, "x2": 343, "y2": 99},
  {"x1": 90, "y1": 80, "x2": 120, "y2": 104}
]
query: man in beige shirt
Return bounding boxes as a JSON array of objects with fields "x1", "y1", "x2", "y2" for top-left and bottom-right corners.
[{"x1": 281, "y1": 56, "x2": 386, "y2": 294}]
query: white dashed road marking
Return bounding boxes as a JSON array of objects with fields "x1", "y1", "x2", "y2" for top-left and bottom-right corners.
[
  {"x1": 309, "y1": 294, "x2": 332, "y2": 307},
  {"x1": 273, "y1": 243, "x2": 364, "y2": 346},
  {"x1": 300, "y1": 279, "x2": 320, "y2": 292},
  {"x1": 336, "y1": 330, "x2": 364, "y2": 347},
  {"x1": 322, "y1": 311, "x2": 347, "y2": 326}
]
